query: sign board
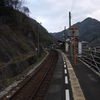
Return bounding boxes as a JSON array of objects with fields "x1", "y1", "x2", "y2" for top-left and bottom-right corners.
[{"x1": 68, "y1": 28, "x2": 79, "y2": 37}]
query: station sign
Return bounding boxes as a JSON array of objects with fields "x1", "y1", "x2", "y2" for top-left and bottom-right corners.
[{"x1": 68, "y1": 28, "x2": 79, "y2": 37}]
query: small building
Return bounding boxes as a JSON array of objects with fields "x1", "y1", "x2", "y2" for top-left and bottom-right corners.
[{"x1": 57, "y1": 38, "x2": 89, "y2": 55}]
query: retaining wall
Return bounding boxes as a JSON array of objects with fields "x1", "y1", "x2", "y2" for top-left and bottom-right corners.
[{"x1": 0, "y1": 55, "x2": 37, "y2": 80}]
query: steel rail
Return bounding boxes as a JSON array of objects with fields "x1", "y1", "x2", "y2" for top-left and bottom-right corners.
[
  {"x1": 8, "y1": 51, "x2": 51, "y2": 100},
  {"x1": 8, "y1": 50, "x2": 57, "y2": 100},
  {"x1": 30, "y1": 51, "x2": 55, "y2": 100}
]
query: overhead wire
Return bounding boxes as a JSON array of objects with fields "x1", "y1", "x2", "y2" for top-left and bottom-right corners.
[
  {"x1": 71, "y1": 0, "x2": 77, "y2": 12},
  {"x1": 71, "y1": 0, "x2": 75, "y2": 11},
  {"x1": 66, "y1": 0, "x2": 77, "y2": 28},
  {"x1": 69, "y1": 0, "x2": 78, "y2": 26}
]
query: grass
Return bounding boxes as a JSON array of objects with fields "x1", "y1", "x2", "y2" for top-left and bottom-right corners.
[
  {"x1": 0, "y1": 51, "x2": 47, "y2": 92},
  {"x1": 2, "y1": 49, "x2": 7, "y2": 53},
  {"x1": 37, "y1": 51, "x2": 46, "y2": 62},
  {"x1": 16, "y1": 51, "x2": 47, "y2": 80},
  {"x1": 20, "y1": 44, "x2": 29, "y2": 50},
  {"x1": 1, "y1": 78, "x2": 14, "y2": 86},
  {"x1": 11, "y1": 52, "x2": 37, "y2": 63},
  {"x1": 0, "y1": 51, "x2": 37, "y2": 67},
  {"x1": 0, "y1": 63, "x2": 6, "y2": 67}
]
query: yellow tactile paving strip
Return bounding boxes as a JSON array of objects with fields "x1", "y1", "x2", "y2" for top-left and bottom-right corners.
[{"x1": 61, "y1": 52, "x2": 86, "y2": 100}]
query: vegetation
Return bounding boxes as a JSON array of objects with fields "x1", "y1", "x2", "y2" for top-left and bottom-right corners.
[
  {"x1": 20, "y1": 43, "x2": 29, "y2": 51},
  {"x1": 0, "y1": 50, "x2": 47, "y2": 92},
  {"x1": 0, "y1": 0, "x2": 29, "y2": 13},
  {"x1": 20, "y1": 51, "x2": 47, "y2": 76},
  {"x1": 0, "y1": 0, "x2": 55, "y2": 64},
  {"x1": 0, "y1": 51, "x2": 37, "y2": 67},
  {"x1": 11, "y1": 52, "x2": 37, "y2": 63},
  {"x1": 0, "y1": 0, "x2": 54, "y2": 91},
  {"x1": 1, "y1": 78, "x2": 13, "y2": 85},
  {"x1": 0, "y1": 63, "x2": 6, "y2": 67}
]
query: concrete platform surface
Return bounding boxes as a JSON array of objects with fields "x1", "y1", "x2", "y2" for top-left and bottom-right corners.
[{"x1": 44, "y1": 50, "x2": 100, "y2": 100}]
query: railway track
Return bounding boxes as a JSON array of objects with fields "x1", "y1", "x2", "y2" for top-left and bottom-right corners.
[{"x1": 1, "y1": 50, "x2": 58, "y2": 100}]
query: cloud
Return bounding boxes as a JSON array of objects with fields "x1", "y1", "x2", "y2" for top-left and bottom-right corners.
[
  {"x1": 26, "y1": 0, "x2": 100, "y2": 32},
  {"x1": 87, "y1": 10, "x2": 100, "y2": 20},
  {"x1": 70, "y1": 0, "x2": 100, "y2": 23}
]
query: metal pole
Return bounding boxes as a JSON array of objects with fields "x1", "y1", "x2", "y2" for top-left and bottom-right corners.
[
  {"x1": 38, "y1": 23, "x2": 39, "y2": 56},
  {"x1": 69, "y1": 11, "x2": 73, "y2": 58},
  {"x1": 64, "y1": 26, "x2": 66, "y2": 52},
  {"x1": 73, "y1": 25, "x2": 76, "y2": 65},
  {"x1": 38, "y1": 22, "x2": 42, "y2": 56},
  {"x1": 69, "y1": 12, "x2": 71, "y2": 28}
]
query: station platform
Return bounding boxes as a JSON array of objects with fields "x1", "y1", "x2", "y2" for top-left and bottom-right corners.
[{"x1": 44, "y1": 50, "x2": 100, "y2": 100}]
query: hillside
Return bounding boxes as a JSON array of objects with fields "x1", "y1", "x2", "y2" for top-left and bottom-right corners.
[
  {"x1": 0, "y1": 7, "x2": 56, "y2": 90},
  {"x1": 50, "y1": 30, "x2": 65, "y2": 40},
  {"x1": 50, "y1": 17, "x2": 100, "y2": 47},
  {"x1": 76, "y1": 18, "x2": 100, "y2": 43},
  {"x1": 0, "y1": 9, "x2": 54, "y2": 63}
]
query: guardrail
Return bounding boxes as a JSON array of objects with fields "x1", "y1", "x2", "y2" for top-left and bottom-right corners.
[{"x1": 78, "y1": 48, "x2": 100, "y2": 73}]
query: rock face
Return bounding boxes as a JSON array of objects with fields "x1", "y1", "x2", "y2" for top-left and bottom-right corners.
[
  {"x1": 0, "y1": 18, "x2": 41, "y2": 81},
  {"x1": 0, "y1": 55, "x2": 37, "y2": 80},
  {"x1": 0, "y1": 25, "x2": 36, "y2": 63},
  {"x1": 0, "y1": 9, "x2": 53, "y2": 82}
]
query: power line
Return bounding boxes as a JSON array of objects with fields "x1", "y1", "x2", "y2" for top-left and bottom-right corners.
[
  {"x1": 66, "y1": 0, "x2": 77, "y2": 30},
  {"x1": 71, "y1": 0, "x2": 77, "y2": 12},
  {"x1": 71, "y1": 0, "x2": 75, "y2": 11}
]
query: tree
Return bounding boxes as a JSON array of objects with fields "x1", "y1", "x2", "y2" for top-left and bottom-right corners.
[
  {"x1": 1, "y1": 0, "x2": 13, "y2": 7},
  {"x1": 0, "y1": 0, "x2": 24, "y2": 10},
  {"x1": 11, "y1": 0, "x2": 23, "y2": 10},
  {"x1": 0, "y1": 0, "x2": 5, "y2": 7},
  {"x1": 22, "y1": 6, "x2": 30, "y2": 16}
]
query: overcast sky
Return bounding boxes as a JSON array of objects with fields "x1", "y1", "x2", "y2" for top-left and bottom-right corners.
[{"x1": 26, "y1": 0, "x2": 100, "y2": 32}]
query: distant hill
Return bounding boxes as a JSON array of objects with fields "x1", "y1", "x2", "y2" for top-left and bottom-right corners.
[
  {"x1": 76, "y1": 18, "x2": 100, "y2": 43},
  {"x1": 50, "y1": 17, "x2": 100, "y2": 47},
  {"x1": 50, "y1": 30, "x2": 65, "y2": 40}
]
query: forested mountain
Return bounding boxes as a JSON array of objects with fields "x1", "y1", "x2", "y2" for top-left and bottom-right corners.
[
  {"x1": 50, "y1": 17, "x2": 100, "y2": 46},
  {"x1": 76, "y1": 18, "x2": 100, "y2": 43}
]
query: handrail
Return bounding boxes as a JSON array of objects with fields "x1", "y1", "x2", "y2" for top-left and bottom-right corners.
[
  {"x1": 78, "y1": 48, "x2": 100, "y2": 74},
  {"x1": 90, "y1": 53, "x2": 100, "y2": 73}
]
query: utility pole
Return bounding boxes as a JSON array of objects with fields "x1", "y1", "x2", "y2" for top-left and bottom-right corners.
[
  {"x1": 38, "y1": 23, "x2": 39, "y2": 56},
  {"x1": 64, "y1": 26, "x2": 66, "y2": 52},
  {"x1": 69, "y1": 12, "x2": 71, "y2": 28},
  {"x1": 37, "y1": 22, "x2": 42, "y2": 56},
  {"x1": 69, "y1": 11, "x2": 73, "y2": 58}
]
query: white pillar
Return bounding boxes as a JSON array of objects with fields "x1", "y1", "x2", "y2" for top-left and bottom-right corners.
[
  {"x1": 78, "y1": 42, "x2": 82, "y2": 54},
  {"x1": 65, "y1": 42, "x2": 68, "y2": 52}
]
